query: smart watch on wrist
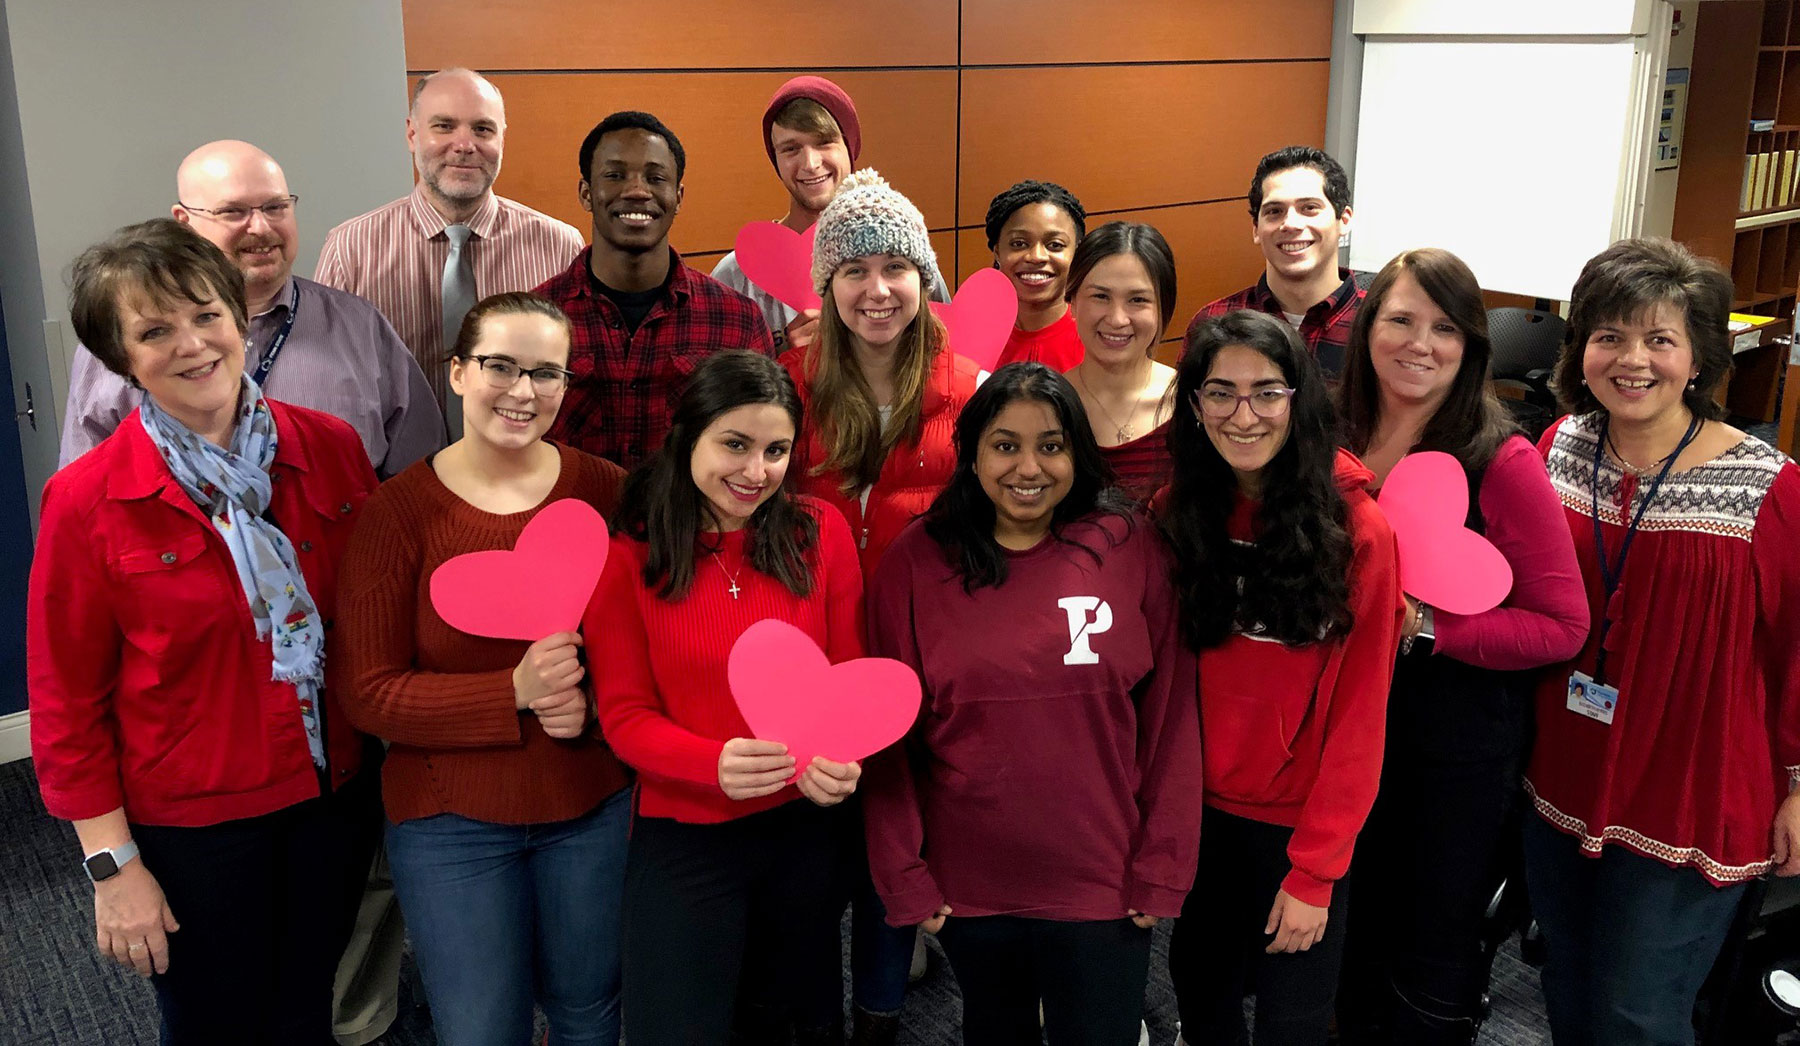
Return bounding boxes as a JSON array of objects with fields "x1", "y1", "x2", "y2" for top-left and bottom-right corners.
[{"x1": 83, "y1": 840, "x2": 140, "y2": 884}]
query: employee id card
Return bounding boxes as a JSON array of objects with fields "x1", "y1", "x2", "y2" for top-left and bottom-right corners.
[{"x1": 1567, "y1": 671, "x2": 1619, "y2": 725}]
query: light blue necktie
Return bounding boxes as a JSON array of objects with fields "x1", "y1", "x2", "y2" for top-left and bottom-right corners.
[{"x1": 442, "y1": 223, "x2": 477, "y2": 441}]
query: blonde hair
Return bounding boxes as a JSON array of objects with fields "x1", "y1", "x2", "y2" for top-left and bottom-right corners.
[{"x1": 807, "y1": 289, "x2": 944, "y2": 492}]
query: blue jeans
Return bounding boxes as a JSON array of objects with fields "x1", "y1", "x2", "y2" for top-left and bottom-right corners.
[
  {"x1": 1521, "y1": 814, "x2": 1748, "y2": 1046},
  {"x1": 386, "y1": 788, "x2": 630, "y2": 1046}
]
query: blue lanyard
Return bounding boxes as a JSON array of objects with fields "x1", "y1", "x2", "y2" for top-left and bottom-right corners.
[
  {"x1": 248, "y1": 281, "x2": 301, "y2": 387},
  {"x1": 1588, "y1": 413, "x2": 1701, "y2": 685}
]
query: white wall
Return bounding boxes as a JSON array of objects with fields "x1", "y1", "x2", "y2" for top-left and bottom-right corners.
[{"x1": 0, "y1": 0, "x2": 413, "y2": 531}]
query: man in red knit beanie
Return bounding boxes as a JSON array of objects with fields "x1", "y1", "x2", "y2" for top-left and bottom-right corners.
[{"x1": 714, "y1": 74, "x2": 948, "y2": 353}]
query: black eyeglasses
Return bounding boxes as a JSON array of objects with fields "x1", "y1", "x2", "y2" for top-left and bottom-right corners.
[
  {"x1": 178, "y1": 195, "x2": 299, "y2": 225},
  {"x1": 466, "y1": 355, "x2": 572, "y2": 394},
  {"x1": 1190, "y1": 386, "x2": 1297, "y2": 420}
]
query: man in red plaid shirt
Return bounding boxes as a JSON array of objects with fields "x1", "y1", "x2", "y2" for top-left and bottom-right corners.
[
  {"x1": 540, "y1": 111, "x2": 774, "y2": 469},
  {"x1": 1185, "y1": 146, "x2": 1362, "y2": 380}
]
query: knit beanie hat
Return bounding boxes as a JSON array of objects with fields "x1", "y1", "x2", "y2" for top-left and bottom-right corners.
[
  {"x1": 810, "y1": 170, "x2": 937, "y2": 294},
  {"x1": 762, "y1": 76, "x2": 862, "y2": 167}
]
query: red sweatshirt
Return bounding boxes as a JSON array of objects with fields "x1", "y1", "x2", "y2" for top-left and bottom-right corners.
[
  {"x1": 1199, "y1": 450, "x2": 1404, "y2": 907},
  {"x1": 996, "y1": 308, "x2": 1084, "y2": 372},
  {"x1": 585, "y1": 498, "x2": 865, "y2": 823},
  {"x1": 780, "y1": 344, "x2": 980, "y2": 577},
  {"x1": 863, "y1": 513, "x2": 1202, "y2": 926}
]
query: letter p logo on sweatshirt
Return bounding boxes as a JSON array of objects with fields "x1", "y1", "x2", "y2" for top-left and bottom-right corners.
[{"x1": 1057, "y1": 596, "x2": 1113, "y2": 665}]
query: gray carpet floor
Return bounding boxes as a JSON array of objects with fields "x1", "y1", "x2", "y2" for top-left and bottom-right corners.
[{"x1": 0, "y1": 757, "x2": 1552, "y2": 1045}]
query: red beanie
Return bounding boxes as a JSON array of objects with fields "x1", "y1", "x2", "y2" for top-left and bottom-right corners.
[{"x1": 761, "y1": 75, "x2": 861, "y2": 167}]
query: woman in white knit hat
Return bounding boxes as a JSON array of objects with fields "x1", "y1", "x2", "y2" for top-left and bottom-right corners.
[{"x1": 778, "y1": 169, "x2": 981, "y2": 1045}]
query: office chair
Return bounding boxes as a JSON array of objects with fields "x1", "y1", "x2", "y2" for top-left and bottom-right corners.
[{"x1": 1487, "y1": 307, "x2": 1566, "y2": 441}]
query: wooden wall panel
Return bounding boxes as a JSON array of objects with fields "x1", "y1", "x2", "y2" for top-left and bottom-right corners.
[
  {"x1": 487, "y1": 70, "x2": 957, "y2": 257},
  {"x1": 962, "y1": 0, "x2": 1334, "y2": 65},
  {"x1": 403, "y1": 0, "x2": 959, "y2": 71},
  {"x1": 954, "y1": 199, "x2": 1266, "y2": 351},
  {"x1": 959, "y1": 62, "x2": 1331, "y2": 219}
]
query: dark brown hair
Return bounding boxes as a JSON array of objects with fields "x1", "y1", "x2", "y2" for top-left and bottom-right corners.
[
  {"x1": 1551, "y1": 237, "x2": 1733, "y2": 421},
  {"x1": 1064, "y1": 221, "x2": 1178, "y2": 337},
  {"x1": 447, "y1": 291, "x2": 572, "y2": 365},
  {"x1": 68, "y1": 218, "x2": 247, "y2": 379},
  {"x1": 771, "y1": 97, "x2": 842, "y2": 144},
  {"x1": 1340, "y1": 248, "x2": 1516, "y2": 470}
]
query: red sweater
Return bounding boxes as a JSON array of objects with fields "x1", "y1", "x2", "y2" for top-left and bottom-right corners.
[
  {"x1": 996, "y1": 308, "x2": 1084, "y2": 371},
  {"x1": 780, "y1": 344, "x2": 980, "y2": 577},
  {"x1": 1199, "y1": 450, "x2": 1405, "y2": 907},
  {"x1": 330, "y1": 445, "x2": 632, "y2": 825},
  {"x1": 864, "y1": 514, "x2": 1201, "y2": 925},
  {"x1": 586, "y1": 498, "x2": 865, "y2": 823},
  {"x1": 29, "y1": 403, "x2": 376, "y2": 826}
]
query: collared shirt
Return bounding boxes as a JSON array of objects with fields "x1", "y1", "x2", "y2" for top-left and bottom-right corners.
[
  {"x1": 59, "y1": 276, "x2": 444, "y2": 478},
  {"x1": 314, "y1": 185, "x2": 585, "y2": 409},
  {"x1": 539, "y1": 247, "x2": 775, "y2": 470},
  {"x1": 1187, "y1": 269, "x2": 1365, "y2": 379}
]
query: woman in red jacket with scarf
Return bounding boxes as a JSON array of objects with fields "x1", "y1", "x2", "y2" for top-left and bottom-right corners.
[{"x1": 1159, "y1": 309, "x2": 1405, "y2": 1046}]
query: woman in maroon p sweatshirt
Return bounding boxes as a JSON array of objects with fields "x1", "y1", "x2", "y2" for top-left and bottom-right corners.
[
  {"x1": 863, "y1": 361, "x2": 1202, "y2": 1046},
  {"x1": 1158, "y1": 310, "x2": 1404, "y2": 1046}
]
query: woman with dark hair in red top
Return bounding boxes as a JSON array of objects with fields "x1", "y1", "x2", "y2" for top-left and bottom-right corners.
[
  {"x1": 987, "y1": 180, "x2": 1089, "y2": 371},
  {"x1": 30, "y1": 219, "x2": 379, "y2": 1044},
  {"x1": 864, "y1": 361, "x2": 1201, "y2": 1045},
  {"x1": 1064, "y1": 221, "x2": 1179, "y2": 502},
  {"x1": 331, "y1": 292, "x2": 632, "y2": 1046},
  {"x1": 586, "y1": 349, "x2": 865, "y2": 1046},
  {"x1": 1160, "y1": 309, "x2": 1405, "y2": 1046}
]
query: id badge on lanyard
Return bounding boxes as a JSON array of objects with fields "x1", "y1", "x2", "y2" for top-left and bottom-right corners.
[
  {"x1": 248, "y1": 281, "x2": 301, "y2": 388},
  {"x1": 1569, "y1": 414, "x2": 1701, "y2": 725}
]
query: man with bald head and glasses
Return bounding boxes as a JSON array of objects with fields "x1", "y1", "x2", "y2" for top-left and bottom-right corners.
[{"x1": 59, "y1": 139, "x2": 445, "y2": 477}]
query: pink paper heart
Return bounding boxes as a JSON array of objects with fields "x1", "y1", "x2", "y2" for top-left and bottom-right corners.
[
  {"x1": 928, "y1": 267, "x2": 1019, "y2": 372},
  {"x1": 734, "y1": 222, "x2": 821, "y2": 314},
  {"x1": 728, "y1": 618, "x2": 921, "y2": 781},
  {"x1": 429, "y1": 498, "x2": 609, "y2": 640},
  {"x1": 1377, "y1": 451, "x2": 1513, "y2": 615}
]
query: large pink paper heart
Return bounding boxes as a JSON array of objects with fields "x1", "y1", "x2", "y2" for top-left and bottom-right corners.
[
  {"x1": 928, "y1": 267, "x2": 1019, "y2": 372},
  {"x1": 734, "y1": 222, "x2": 821, "y2": 314},
  {"x1": 728, "y1": 619, "x2": 921, "y2": 781},
  {"x1": 429, "y1": 498, "x2": 609, "y2": 640},
  {"x1": 1377, "y1": 451, "x2": 1513, "y2": 615}
]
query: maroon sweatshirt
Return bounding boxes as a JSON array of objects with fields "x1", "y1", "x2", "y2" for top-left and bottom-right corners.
[{"x1": 863, "y1": 511, "x2": 1202, "y2": 927}]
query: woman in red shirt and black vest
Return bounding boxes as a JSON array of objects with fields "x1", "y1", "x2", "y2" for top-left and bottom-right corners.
[
  {"x1": 586, "y1": 350, "x2": 865, "y2": 1046},
  {"x1": 1159, "y1": 309, "x2": 1405, "y2": 1046},
  {"x1": 780, "y1": 167, "x2": 978, "y2": 1041},
  {"x1": 29, "y1": 219, "x2": 380, "y2": 1044}
]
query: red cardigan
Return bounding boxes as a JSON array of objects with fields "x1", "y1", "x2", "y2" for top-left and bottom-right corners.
[
  {"x1": 780, "y1": 344, "x2": 980, "y2": 577},
  {"x1": 29, "y1": 403, "x2": 376, "y2": 826},
  {"x1": 586, "y1": 498, "x2": 865, "y2": 824},
  {"x1": 1197, "y1": 450, "x2": 1405, "y2": 907}
]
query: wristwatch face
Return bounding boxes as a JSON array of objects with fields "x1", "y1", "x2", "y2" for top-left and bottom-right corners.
[{"x1": 85, "y1": 852, "x2": 119, "y2": 881}]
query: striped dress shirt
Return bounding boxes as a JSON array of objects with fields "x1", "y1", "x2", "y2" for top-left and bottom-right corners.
[{"x1": 315, "y1": 185, "x2": 585, "y2": 409}]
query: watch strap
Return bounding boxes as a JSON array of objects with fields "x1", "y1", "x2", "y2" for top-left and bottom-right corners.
[{"x1": 83, "y1": 839, "x2": 140, "y2": 883}]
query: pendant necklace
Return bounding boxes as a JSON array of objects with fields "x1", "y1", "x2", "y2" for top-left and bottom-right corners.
[
  {"x1": 1073, "y1": 366, "x2": 1142, "y2": 443},
  {"x1": 709, "y1": 549, "x2": 743, "y2": 599}
]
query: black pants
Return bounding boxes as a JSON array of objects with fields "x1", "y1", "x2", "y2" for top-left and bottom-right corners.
[
  {"x1": 1169, "y1": 806, "x2": 1349, "y2": 1046},
  {"x1": 622, "y1": 799, "x2": 847, "y2": 1046},
  {"x1": 1336, "y1": 752, "x2": 1521, "y2": 1045},
  {"x1": 133, "y1": 767, "x2": 382, "y2": 1046},
  {"x1": 936, "y1": 914, "x2": 1152, "y2": 1046}
]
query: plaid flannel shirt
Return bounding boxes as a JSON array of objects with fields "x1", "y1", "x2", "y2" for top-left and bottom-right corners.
[{"x1": 1186, "y1": 269, "x2": 1364, "y2": 380}]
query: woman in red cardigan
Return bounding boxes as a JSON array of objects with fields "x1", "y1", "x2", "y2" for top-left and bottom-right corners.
[
  {"x1": 780, "y1": 167, "x2": 977, "y2": 1041},
  {"x1": 331, "y1": 292, "x2": 632, "y2": 1046},
  {"x1": 29, "y1": 219, "x2": 379, "y2": 1043},
  {"x1": 1159, "y1": 309, "x2": 1405, "y2": 1046},
  {"x1": 586, "y1": 350, "x2": 865, "y2": 1046}
]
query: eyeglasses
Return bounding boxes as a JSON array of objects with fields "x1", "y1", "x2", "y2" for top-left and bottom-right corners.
[
  {"x1": 178, "y1": 195, "x2": 299, "y2": 225},
  {"x1": 466, "y1": 355, "x2": 572, "y2": 394},
  {"x1": 1191, "y1": 386, "x2": 1297, "y2": 420}
]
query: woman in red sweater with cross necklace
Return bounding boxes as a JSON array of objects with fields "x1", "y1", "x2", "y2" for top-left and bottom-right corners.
[{"x1": 586, "y1": 349, "x2": 865, "y2": 1046}]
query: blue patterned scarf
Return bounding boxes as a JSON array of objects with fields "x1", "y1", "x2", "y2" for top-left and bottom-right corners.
[{"x1": 140, "y1": 377, "x2": 326, "y2": 767}]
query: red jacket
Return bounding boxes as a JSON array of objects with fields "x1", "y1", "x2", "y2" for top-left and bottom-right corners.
[
  {"x1": 780, "y1": 343, "x2": 980, "y2": 577},
  {"x1": 1197, "y1": 450, "x2": 1404, "y2": 907},
  {"x1": 29, "y1": 402, "x2": 377, "y2": 827}
]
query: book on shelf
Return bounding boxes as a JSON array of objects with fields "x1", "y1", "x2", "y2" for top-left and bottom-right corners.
[
  {"x1": 1751, "y1": 118, "x2": 1776, "y2": 133},
  {"x1": 1741, "y1": 149, "x2": 1800, "y2": 211}
]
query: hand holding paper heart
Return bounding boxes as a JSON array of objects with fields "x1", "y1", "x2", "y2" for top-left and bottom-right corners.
[
  {"x1": 429, "y1": 499, "x2": 610, "y2": 640},
  {"x1": 1376, "y1": 451, "x2": 1513, "y2": 615},
  {"x1": 929, "y1": 268, "x2": 1019, "y2": 372},
  {"x1": 734, "y1": 222, "x2": 821, "y2": 314},
  {"x1": 728, "y1": 619, "x2": 921, "y2": 781}
]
